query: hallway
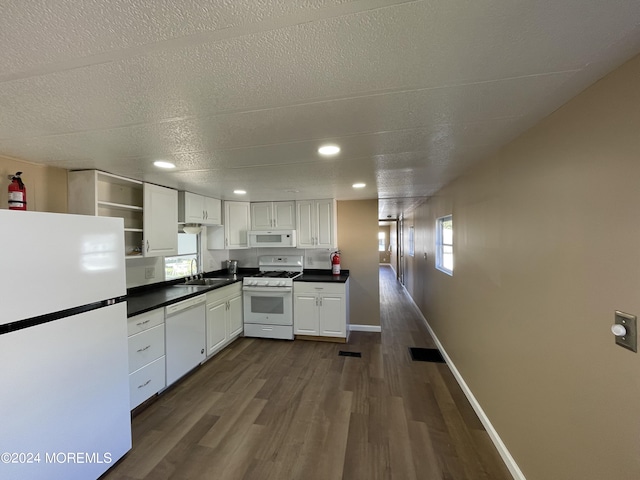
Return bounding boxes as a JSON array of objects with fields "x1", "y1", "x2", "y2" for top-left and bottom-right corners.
[{"x1": 104, "y1": 266, "x2": 511, "y2": 480}]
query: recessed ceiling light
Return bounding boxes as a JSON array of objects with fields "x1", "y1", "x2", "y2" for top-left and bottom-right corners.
[
  {"x1": 153, "y1": 161, "x2": 175, "y2": 169},
  {"x1": 352, "y1": 183, "x2": 366, "y2": 188},
  {"x1": 233, "y1": 189, "x2": 247, "y2": 195},
  {"x1": 318, "y1": 145, "x2": 340, "y2": 156}
]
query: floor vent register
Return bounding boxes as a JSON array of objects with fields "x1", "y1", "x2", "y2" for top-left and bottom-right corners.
[
  {"x1": 338, "y1": 351, "x2": 362, "y2": 358},
  {"x1": 409, "y1": 347, "x2": 446, "y2": 363}
]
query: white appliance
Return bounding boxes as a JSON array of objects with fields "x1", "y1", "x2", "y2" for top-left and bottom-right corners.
[
  {"x1": 165, "y1": 295, "x2": 206, "y2": 385},
  {"x1": 243, "y1": 256, "x2": 303, "y2": 340},
  {"x1": 0, "y1": 210, "x2": 131, "y2": 480},
  {"x1": 248, "y1": 229, "x2": 296, "y2": 248}
]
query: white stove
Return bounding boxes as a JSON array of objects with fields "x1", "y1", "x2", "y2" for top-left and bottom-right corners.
[{"x1": 242, "y1": 256, "x2": 303, "y2": 340}]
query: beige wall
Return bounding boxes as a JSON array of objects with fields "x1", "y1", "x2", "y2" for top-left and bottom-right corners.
[
  {"x1": 0, "y1": 155, "x2": 67, "y2": 213},
  {"x1": 404, "y1": 54, "x2": 640, "y2": 479},
  {"x1": 338, "y1": 200, "x2": 380, "y2": 327}
]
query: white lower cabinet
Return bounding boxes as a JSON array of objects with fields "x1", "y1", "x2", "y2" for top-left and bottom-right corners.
[
  {"x1": 206, "y1": 283, "x2": 243, "y2": 357},
  {"x1": 293, "y1": 280, "x2": 349, "y2": 339},
  {"x1": 127, "y1": 308, "x2": 166, "y2": 410}
]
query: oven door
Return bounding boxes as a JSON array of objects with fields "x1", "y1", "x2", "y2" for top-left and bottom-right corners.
[{"x1": 243, "y1": 287, "x2": 292, "y2": 326}]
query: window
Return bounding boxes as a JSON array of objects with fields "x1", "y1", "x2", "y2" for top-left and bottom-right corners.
[
  {"x1": 408, "y1": 226, "x2": 414, "y2": 257},
  {"x1": 165, "y1": 233, "x2": 199, "y2": 280},
  {"x1": 436, "y1": 215, "x2": 453, "y2": 275},
  {"x1": 378, "y1": 231, "x2": 386, "y2": 252}
]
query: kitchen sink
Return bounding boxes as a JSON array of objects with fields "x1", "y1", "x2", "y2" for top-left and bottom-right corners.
[{"x1": 178, "y1": 278, "x2": 233, "y2": 286}]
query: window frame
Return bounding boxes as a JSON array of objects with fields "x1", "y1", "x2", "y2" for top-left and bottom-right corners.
[
  {"x1": 408, "y1": 226, "x2": 414, "y2": 257},
  {"x1": 378, "y1": 231, "x2": 386, "y2": 252},
  {"x1": 164, "y1": 232, "x2": 200, "y2": 280},
  {"x1": 435, "y1": 215, "x2": 453, "y2": 276}
]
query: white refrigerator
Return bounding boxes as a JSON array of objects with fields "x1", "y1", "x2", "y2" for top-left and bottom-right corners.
[{"x1": 0, "y1": 210, "x2": 132, "y2": 480}]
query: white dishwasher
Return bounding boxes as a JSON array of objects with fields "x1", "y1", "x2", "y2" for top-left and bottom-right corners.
[{"x1": 165, "y1": 295, "x2": 206, "y2": 386}]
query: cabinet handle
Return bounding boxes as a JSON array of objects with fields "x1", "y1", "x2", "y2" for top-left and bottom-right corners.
[
  {"x1": 137, "y1": 345, "x2": 151, "y2": 353},
  {"x1": 203, "y1": 210, "x2": 206, "y2": 220},
  {"x1": 136, "y1": 319, "x2": 150, "y2": 327},
  {"x1": 137, "y1": 379, "x2": 151, "y2": 389},
  {"x1": 319, "y1": 298, "x2": 322, "y2": 307},
  {"x1": 225, "y1": 238, "x2": 228, "y2": 247},
  {"x1": 146, "y1": 240, "x2": 149, "y2": 252},
  {"x1": 315, "y1": 297, "x2": 318, "y2": 306}
]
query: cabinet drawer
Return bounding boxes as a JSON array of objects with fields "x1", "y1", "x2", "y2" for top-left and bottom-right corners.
[
  {"x1": 244, "y1": 323, "x2": 293, "y2": 340},
  {"x1": 128, "y1": 324, "x2": 165, "y2": 373},
  {"x1": 294, "y1": 282, "x2": 345, "y2": 295},
  {"x1": 206, "y1": 282, "x2": 242, "y2": 304},
  {"x1": 129, "y1": 356, "x2": 165, "y2": 410},
  {"x1": 127, "y1": 308, "x2": 164, "y2": 336}
]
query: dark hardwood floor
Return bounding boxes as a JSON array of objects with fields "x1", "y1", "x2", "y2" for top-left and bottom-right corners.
[{"x1": 103, "y1": 265, "x2": 512, "y2": 480}]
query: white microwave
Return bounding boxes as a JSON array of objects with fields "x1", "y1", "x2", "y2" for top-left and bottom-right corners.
[{"x1": 248, "y1": 230, "x2": 297, "y2": 248}]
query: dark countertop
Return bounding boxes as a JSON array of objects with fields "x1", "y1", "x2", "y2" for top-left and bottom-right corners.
[
  {"x1": 126, "y1": 274, "x2": 246, "y2": 317},
  {"x1": 295, "y1": 269, "x2": 350, "y2": 283},
  {"x1": 126, "y1": 268, "x2": 349, "y2": 317}
]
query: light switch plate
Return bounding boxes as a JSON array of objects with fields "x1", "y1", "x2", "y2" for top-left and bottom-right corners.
[
  {"x1": 144, "y1": 267, "x2": 155, "y2": 279},
  {"x1": 614, "y1": 311, "x2": 637, "y2": 352}
]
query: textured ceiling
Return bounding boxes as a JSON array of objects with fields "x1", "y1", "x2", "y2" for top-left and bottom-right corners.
[{"x1": 1, "y1": 1, "x2": 639, "y2": 219}]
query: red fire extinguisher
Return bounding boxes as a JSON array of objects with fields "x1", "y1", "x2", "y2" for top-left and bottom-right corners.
[
  {"x1": 8, "y1": 171, "x2": 27, "y2": 210},
  {"x1": 330, "y1": 250, "x2": 341, "y2": 275}
]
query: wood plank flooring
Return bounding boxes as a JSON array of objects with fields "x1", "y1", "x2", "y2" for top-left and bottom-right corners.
[{"x1": 102, "y1": 265, "x2": 512, "y2": 480}]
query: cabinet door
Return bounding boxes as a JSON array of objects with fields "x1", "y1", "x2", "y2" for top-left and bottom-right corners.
[
  {"x1": 203, "y1": 197, "x2": 221, "y2": 225},
  {"x1": 315, "y1": 199, "x2": 335, "y2": 248},
  {"x1": 296, "y1": 201, "x2": 314, "y2": 248},
  {"x1": 206, "y1": 301, "x2": 227, "y2": 356},
  {"x1": 251, "y1": 202, "x2": 273, "y2": 230},
  {"x1": 294, "y1": 294, "x2": 319, "y2": 335},
  {"x1": 319, "y1": 294, "x2": 346, "y2": 337},
  {"x1": 273, "y1": 201, "x2": 296, "y2": 229},
  {"x1": 225, "y1": 201, "x2": 251, "y2": 248},
  {"x1": 228, "y1": 294, "x2": 243, "y2": 338},
  {"x1": 182, "y1": 192, "x2": 204, "y2": 223},
  {"x1": 144, "y1": 183, "x2": 178, "y2": 257}
]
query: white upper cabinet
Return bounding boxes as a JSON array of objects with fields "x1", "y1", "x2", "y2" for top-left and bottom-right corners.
[
  {"x1": 179, "y1": 192, "x2": 221, "y2": 225},
  {"x1": 143, "y1": 183, "x2": 178, "y2": 257},
  {"x1": 69, "y1": 170, "x2": 180, "y2": 259},
  {"x1": 296, "y1": 199, "x2": 337, "y2": 249},
  {"x1": 179, "y1": 191, "x2": 204, "y2": 224},
  {"x1": 203, "y1": 197, "x2": 221, "y2": 225},
  {"x1": 224, "y1": 201, "x2": 251, "y2": 249},
  {"x1": 250, "y1": 201, "x2": 296, "y2": 230}
]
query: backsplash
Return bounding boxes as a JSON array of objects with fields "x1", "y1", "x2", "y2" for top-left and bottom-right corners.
[
  {"x1": 126, "y1": 228, "x2": 334, "y2": 288},
  {"x1": 228, "y1": 247, "x2": 333, "y2": 270}
]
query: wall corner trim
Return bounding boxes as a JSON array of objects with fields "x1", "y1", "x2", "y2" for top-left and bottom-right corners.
[
  {"x1": 349, "y1": 324, "x2": 382, "y2": 333},
  {"x1": 402, "y1": 286, "x2": 527, "y2": 480}
]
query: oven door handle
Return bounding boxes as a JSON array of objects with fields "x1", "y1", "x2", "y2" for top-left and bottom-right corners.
[{"x1": 243, "y1": 286, "x2": 292, "y2": 293}]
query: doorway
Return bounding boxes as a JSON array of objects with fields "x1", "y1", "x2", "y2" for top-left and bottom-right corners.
[{"x1": 378, "y1": 219, "x2": 400, "y2": 280}]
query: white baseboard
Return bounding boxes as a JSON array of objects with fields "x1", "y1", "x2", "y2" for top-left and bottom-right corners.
[
  {"x1": 349, "y1": 324, "x2": 382, "y2": 333},
  {"x1": 402, "y1": 287, "x2": 526, "y2": 480}
]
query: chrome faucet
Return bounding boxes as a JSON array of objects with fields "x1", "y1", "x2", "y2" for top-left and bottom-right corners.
[{"x1": 190, "y1": 258, "x2": 198, "y2": 277}]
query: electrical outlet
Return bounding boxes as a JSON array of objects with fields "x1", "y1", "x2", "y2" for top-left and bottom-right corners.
[{"x1": 144, "y1": 267, "x2": 155, "y2": 279}]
